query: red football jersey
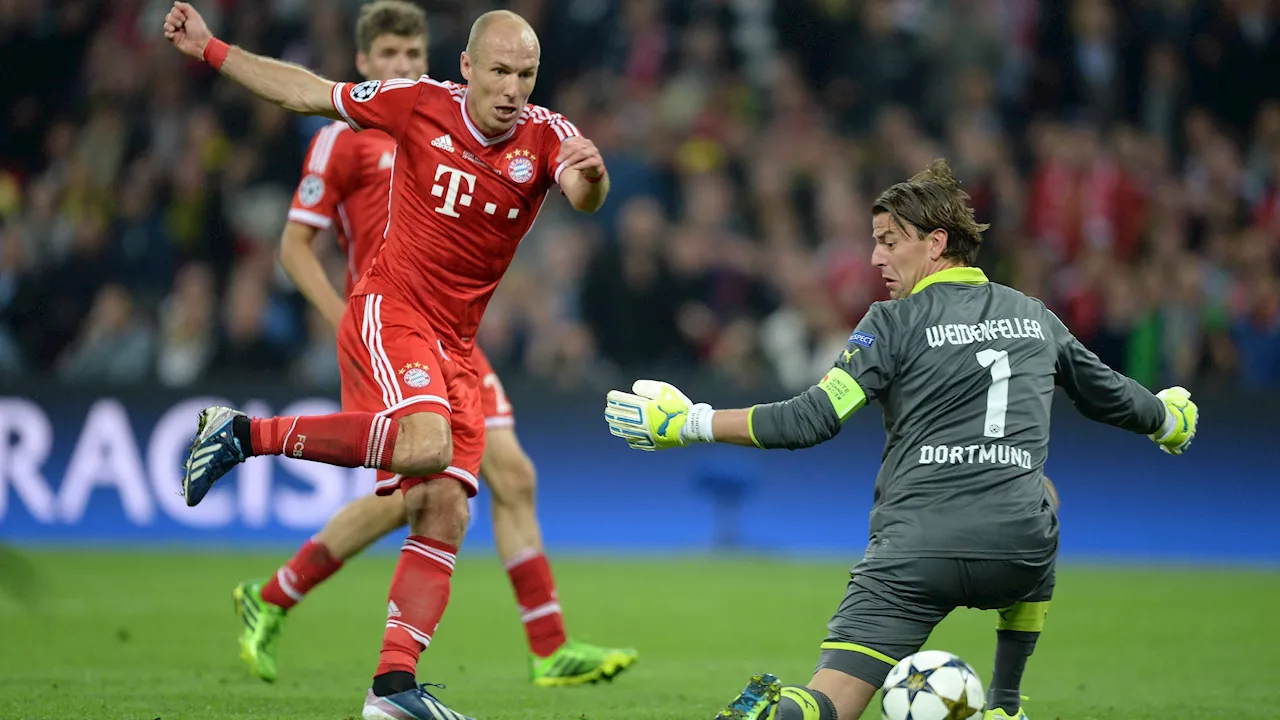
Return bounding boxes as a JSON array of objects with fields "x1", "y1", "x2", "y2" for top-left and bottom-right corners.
[
  {"x1": 330, "y1": 75, "x2": 580, "y2": 351},
  {"x1": 287, "y1": 121, "x2": 398, "y2": 296}
]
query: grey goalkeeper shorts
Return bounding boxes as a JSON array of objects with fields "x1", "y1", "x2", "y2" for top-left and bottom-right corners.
[{"x1": 816, "y1": 545, "x2": 1056, "y2": 688}]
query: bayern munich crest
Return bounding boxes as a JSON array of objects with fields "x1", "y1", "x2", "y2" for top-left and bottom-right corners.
[
  {"x1": 506, "y1": 149, "x2": 536, "y2": 183},
  {"x1": 399, "y1": 362, "x2": 431, "y2": 388}
]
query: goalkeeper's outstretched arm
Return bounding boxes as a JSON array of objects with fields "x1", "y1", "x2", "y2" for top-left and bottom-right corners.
[
  {"x1": 604, "y1": 373, "x2": 862, "y2": 452},
  {"x1": 712, "y1": 383, "x2": 852, "y2": 450},
  {"x1": 163, "y1": 2, "x2": 340, "y2": 119},
  {"x1": 607, "y1": 306, "x2": 888, "y2": 452},
  {"x1": 1044, "y1": 307, "x2": 1197, "y2": 454}
]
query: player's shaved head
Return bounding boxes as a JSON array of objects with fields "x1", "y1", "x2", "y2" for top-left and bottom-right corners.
[
  {"x1": 460, "y1": 9, "x2": 541, "y2": 135},
  {"x1": 465, "y1": 10, "x2": 539, "y2": 61}
]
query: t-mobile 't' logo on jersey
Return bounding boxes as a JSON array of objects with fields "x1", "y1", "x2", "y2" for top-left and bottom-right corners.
[{"x1": 431, "y1": 164, "x2": 477, "y2": 218}]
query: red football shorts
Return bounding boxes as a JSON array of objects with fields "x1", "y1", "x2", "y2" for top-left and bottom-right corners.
[
  {"x1": 337, "y1": 293, "x2": 483, "y2": 497},
  {"x1": 472, "y1": 347, "x2": 515, "y2": 430}
]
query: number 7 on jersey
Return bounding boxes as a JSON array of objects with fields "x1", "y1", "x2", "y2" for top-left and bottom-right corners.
[{"x1": 976, "y1": 349, "x2": 1010, "y2": 438}]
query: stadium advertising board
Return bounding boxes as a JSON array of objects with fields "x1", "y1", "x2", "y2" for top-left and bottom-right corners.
[{"x1": 0, "y1": 386, "x2": 1275, "y2": 562}]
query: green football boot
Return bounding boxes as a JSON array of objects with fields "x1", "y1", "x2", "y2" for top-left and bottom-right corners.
[
  {"x1": 715, "y1": 673, "x2": 782, "y2": 720},
  {"x1": 232, "y1": 580, "x2": 286, "y2": 682},
  {"x1": 529, "y1": 639, "x2": 638, "y2": 687},
  {"x1": 984, "y1": 695, "x2": 1031, "y2": 720}
]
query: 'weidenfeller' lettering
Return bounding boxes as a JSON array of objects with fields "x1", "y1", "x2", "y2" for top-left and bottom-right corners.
[{"x1": 925, "y1": 318, "x2": 1045, "y2": 348}]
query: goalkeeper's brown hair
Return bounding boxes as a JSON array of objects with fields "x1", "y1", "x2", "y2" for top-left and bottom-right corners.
[
  {"x1": 356, "y1": 0, "x2": 428, "y2": 54},
  {"x1": 872, "y1": 158, "x2": 990, "y2": 266}
]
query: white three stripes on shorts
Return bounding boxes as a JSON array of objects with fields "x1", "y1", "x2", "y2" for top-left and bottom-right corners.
[{"x1": 359, "y1": 294, "x2": 452, "y2": 475}]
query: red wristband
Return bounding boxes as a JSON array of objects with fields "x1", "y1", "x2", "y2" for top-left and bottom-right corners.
[
  {"x1": 584, "y1": 166, "x2": 607, "y2": 184},
  {"x1": 203, "y1": 37, "x2": 230, "y2": 70}
]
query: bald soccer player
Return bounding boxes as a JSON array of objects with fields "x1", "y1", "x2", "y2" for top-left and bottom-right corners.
[
  {"x1": 230, "y1": 1, "x2": 635, "y2": 693},
  {"x1": 164, "y1": 4, "x2": 629, "y2": 718}
]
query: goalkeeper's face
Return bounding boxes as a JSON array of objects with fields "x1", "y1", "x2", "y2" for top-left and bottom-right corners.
[{"x1": 872, "y1": 212, "x2": 940, "y2": 300}]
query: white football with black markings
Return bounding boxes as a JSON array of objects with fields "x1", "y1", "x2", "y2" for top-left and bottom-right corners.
[{"x1": 881, "y1": 650, "x2": 985, "y2": 720}]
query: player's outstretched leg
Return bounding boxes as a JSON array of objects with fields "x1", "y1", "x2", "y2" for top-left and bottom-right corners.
[
  {"x1": 183, "y1": 406, "x2": 403, "y2": 506},
  {"x1": 235, "y1": 492, "x2": 407, "y2": 682},
  {"x1": 481, "y1": 427, "x2": 638, "y2": 686},
  {"x1": 984, "y1": 600, "x2": 1050, "y2": 720},
  {"x1": 183, "y1": 407, "x2": 249, "y2": 505}
]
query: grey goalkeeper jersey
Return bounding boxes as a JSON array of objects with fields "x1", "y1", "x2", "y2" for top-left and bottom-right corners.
[{"x1": 751, "y1": 268, "x2": 1167, "y2": 559}]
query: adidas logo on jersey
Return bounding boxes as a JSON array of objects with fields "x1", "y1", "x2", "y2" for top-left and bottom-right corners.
[
  {"x1": 388, "y1": 600, "x2": 402, "y2": 618},
  {"x1": 432, "y1": 134, "x2": 454, "y2": 153},
  {"x1": 378, "y1": 151, "x2": 394, "y2": 170}
]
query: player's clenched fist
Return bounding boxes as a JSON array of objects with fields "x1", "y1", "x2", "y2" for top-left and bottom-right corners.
[
  {"x1": 1149, "y1": 386, "x2": 1198, "y2": 455},
  {"x1": 557, "y1": 137, "x2": 605, "y2": 179},
  {"x1": 163, "y1": 1, "x2": 213, "y2": 60}
]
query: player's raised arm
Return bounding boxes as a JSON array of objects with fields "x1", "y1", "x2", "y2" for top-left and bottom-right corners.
[
  {"x1": 604, "y1": 305, "x2": 894, "y2": 451},
  {"x1": 163, "y1": 2, "x2": 339, "y2": 118},
  {"x1": 1047, "y1": 309, "x2": 1199, "y2": 454}
]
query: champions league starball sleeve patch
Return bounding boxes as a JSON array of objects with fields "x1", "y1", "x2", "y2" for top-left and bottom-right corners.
[{"x1": 349, "y1": 80, "x2": 381, "y2": 102}]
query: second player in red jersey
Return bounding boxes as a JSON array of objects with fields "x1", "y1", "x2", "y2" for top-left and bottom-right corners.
[
  {"x1": 164, "y1": 3, "x2": 619, "y2": 717},
  {"x1": 286, "y1": 120, "x2": 396, "y2": 303}
]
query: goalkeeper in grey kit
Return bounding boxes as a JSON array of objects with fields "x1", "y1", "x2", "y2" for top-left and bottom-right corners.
[{"x1": 604, "y1": 160, "x2": 1199, "y2": 720}]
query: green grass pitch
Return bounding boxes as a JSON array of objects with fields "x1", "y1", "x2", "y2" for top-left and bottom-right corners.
[{"x1": 0, "y1": 549, "x2": 1277, "y2": 719}]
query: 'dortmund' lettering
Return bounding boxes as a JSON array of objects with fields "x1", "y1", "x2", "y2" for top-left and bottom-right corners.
[
  {"x1": 917, "y1": 443, "x2": 1034, "y2": 469},
  {"x1": 925, "y1": 318, "x2": 1045, "y2": 348}
]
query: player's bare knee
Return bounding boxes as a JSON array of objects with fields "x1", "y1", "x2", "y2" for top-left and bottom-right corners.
[
  {"x1": 392, "y1": 412, "x2": 454, "y2": 477},
  {"x1": 404, "y1": 478, "x2": 469, "y2": 543}
]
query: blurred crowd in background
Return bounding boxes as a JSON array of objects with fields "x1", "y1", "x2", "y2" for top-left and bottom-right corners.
[{"x1": 1, "y1": 0, "x2": 1278, "y2": 392}]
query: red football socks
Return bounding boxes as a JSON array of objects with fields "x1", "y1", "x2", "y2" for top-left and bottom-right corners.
[
  {"x1": 260, "y1": 540, "x2": 344, "y2": 611},
  {"x1": 376, "y1": 536, "x2": 458, "y2": 676},
  {"x1": 248, "y1": 413, "x2": 398, "y2": 471},
  {"x1": 506, "y1": 550, "x2": 567, "y2": 657}
]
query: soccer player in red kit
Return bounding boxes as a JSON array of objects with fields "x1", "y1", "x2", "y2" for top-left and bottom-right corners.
[
  {"x1": 163, "y1": 3, "x2": 612, "y2": 718},
  {"x1": 231, "y1": 0, "x2": 635, "y2": 691}
]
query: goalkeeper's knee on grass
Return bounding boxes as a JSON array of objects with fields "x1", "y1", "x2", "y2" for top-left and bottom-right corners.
[{"x1": 774, "y1": 686, "x2": 838, "y2": 720}]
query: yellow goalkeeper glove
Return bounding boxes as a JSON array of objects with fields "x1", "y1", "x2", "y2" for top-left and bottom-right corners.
[
  {"x1": 604, "y1": 380, "x2": 715, "y2": 451},
  {"x1": 1149, "y1": 386, "x2": 1198, "y2": 455}
]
